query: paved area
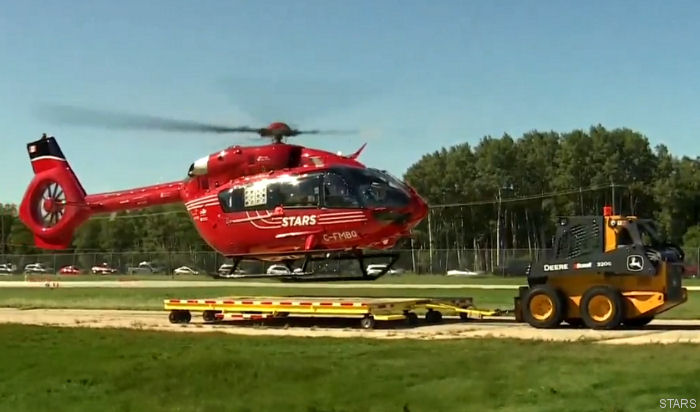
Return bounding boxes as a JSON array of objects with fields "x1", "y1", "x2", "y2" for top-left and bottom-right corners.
[{"x1": 0, "y1": 308, "x2": 698, "y2": 344}]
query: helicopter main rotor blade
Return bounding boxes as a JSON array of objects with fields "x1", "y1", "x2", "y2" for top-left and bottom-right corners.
[
  {"x1": 37, "y1": 105, "x2": 259, "y2": 134},
  {"x1": 294, "y1": 129, "x2": 359, "y2": 135}
]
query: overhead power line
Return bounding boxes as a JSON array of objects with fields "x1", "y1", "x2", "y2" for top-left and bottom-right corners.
[{"x1": 428, "y1": 183, "x2": 627, "y2": 209}]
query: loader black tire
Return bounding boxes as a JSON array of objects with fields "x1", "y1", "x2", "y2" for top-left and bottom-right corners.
[
  {"x1": 522, "y1": 285, "x2": 565, "y2": 329},
  {"x1": 580, "y1": 286, "x2": 624, "y2": 330}
]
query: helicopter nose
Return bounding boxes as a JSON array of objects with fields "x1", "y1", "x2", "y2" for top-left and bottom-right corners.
[{"x1": 409, "y1": 192, "x2": 429, "y2": 224}]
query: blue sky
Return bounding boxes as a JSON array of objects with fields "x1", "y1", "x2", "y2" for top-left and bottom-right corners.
[{"x1": 1, "y1": 0, "x2": 699, "y2": 203}]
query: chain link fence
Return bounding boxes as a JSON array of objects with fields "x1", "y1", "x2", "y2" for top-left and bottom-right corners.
[{"x1": 1, "y1": 247, "x2": 698, "y2": 276}]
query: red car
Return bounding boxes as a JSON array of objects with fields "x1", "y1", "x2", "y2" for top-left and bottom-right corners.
[
  {"x1": 684, "y1": 265, "x2": 698, "y2": 278},
  {"x1": 59, "y1": 265, "x2": 81, "y2": 275}
]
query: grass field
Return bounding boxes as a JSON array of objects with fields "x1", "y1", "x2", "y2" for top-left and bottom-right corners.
[
  {"x1": 0, "y1": 325, "x2": 697, "y2": 412},
  {"x1": 0, "y1": 286, "x2": 698, "y2": 319}
]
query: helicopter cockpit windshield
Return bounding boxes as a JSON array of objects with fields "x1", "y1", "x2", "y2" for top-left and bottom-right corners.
[{"x1": 327, "y1": 167, "x2": 411, "y2": 209}]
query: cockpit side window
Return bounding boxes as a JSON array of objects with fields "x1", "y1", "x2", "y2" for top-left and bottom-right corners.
[
  {"x1": 323, "y1": 172, "x2": 361, "y2": 208},
  {"x1": 345, "y1": 168, "x2": 411, "y2": 208}
]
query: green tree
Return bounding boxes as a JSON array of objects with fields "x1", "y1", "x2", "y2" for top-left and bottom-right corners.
[
  {"x1": 7, "y1": 217, "x2": 34, "y2": 255},
  {"x1": 683, "y1": 225, "x2": 700, "y2": 248}
]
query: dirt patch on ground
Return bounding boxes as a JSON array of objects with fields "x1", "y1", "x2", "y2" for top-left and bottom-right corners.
[{"x1": 1, "y1": 308, "x2": 699, "y2": 344}]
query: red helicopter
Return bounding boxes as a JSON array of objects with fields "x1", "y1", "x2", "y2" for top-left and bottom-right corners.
[{"x1": 19, "y1": 110, "x2": 428, "y2": 281}]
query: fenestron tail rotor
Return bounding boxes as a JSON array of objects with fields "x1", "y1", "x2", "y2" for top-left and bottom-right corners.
[{"x1": 36, "y1": 181, "x2": 66, "y2": 228}]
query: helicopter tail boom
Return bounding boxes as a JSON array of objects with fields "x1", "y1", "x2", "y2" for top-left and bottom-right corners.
[
  {"x1": 84, "y1": 181, "x2": 183, "y2": 214},
  {"x1": 19, "y1": 135, "x2": 183, "y2": 249}
]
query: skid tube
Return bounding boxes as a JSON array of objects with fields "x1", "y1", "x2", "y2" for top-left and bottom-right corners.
[
  {"x1": 164, "y1": 296, "x2": 507, "y2": 329},
  {"x1": 209, "y1": 250, "x2": 401, "y2": 282}
]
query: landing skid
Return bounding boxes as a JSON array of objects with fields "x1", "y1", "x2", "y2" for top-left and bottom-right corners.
[{"x1": 209, "y1": 250, "x2": 400, "y2": 282}]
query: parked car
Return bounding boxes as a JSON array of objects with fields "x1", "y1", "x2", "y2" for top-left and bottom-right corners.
[
  {"x1": 91, "y1": 263, "x2": 118, "y2": 275},
  {"x1": 127, "y1": 261, "x2": 165, "y2": 275},
  {"x1": 173, "y1": 266, "x2": 199, "y2": 276},
  {"x1": 58, "y1": 265, "x2": 81, "y2": 275},
  {"x1": 446, "y1": 268, "x2": 484, "y2": 276},
  {"x1": 684, "y1": 265, "x2": 698, "y2": 279},
  {"x1": 217, "y1": 264, "x2": 247, "y2": 277},
  {"x1": 266, "y1": 265, "x2": 292, "y2": 275},
  {"x1": 0, "y1": 263, "x2": 17, "y2": 275},
  {"x1": 24, "y1": 263, "x2": 50, "y2": 274},
  {"x1": 366, "y1": 264, "x2": 404, "y2": 276}
]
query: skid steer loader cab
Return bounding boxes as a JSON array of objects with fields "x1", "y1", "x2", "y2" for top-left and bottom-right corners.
[{"x1": 516, "y1": 206, "x2": 687, "y2": 330}]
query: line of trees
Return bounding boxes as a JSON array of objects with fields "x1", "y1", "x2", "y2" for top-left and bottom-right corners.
[
  {"x1": 1, "y1": 204, "x2": 209, "y2": 255},
  {"x1": 1, "y1": 125, "x2": 699, "y2": 258},
  {"x1": 404, "y1": 125, "x2": 700, "y2": 254}
]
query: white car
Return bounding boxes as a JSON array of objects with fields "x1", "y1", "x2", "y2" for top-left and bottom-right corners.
[
  {"x1": 173, "y1": 266, "x2": 199, "y2": 275},
  {"x1": 91, "y1": 263, "x2": 118, "y2": 275},
  {"x1": 0, "y1": 263, "x2": 17, "y2": 275},
  {"x1": 217, "y1": 264, "x2": 247, "y2": 277},
  {"x1": 366, "y1": 264, "x2": 404, "y2": 276},
  {"x1": 446, "y1": 268, "x2": 484, "y2": 276},
  {"x1": 24, "y1": 263, "x2": 49, "y2": 274},
  {"x1": 266, "y1": 265, "x2": 292, "y2": 275}
]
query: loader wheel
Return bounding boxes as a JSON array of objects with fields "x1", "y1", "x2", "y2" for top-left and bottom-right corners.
[
  {"x1": 581, "y1": 286, "x2": 624, "y2": 330},
  {"x1": 622, "y1": 316, "x2": 654, "y2": 328},
  {"x1": 523, "y1": 285, "x2": 565, "y2": 329}
]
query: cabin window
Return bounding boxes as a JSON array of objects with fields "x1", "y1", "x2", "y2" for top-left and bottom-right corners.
[
  {"x1": 267, "y1": 175, "x2": 321, "y2": 208},
  {"x1": 323, "y1": 172, "x2": 360, "y2": 208},
  {"x1": 219, "y1": 188, "x2": 245, "y2": 212},
  {"x1": 218, "y1": 185, "x2": 269, "y2": 212}
]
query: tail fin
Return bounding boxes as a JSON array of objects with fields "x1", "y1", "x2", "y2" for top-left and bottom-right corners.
[
  {"x1": 19, "y1": 134, "x2": 90, "y2": 249},
  {"x1": 347, "y1": 143, "x2": 367, "y2": 160}
]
